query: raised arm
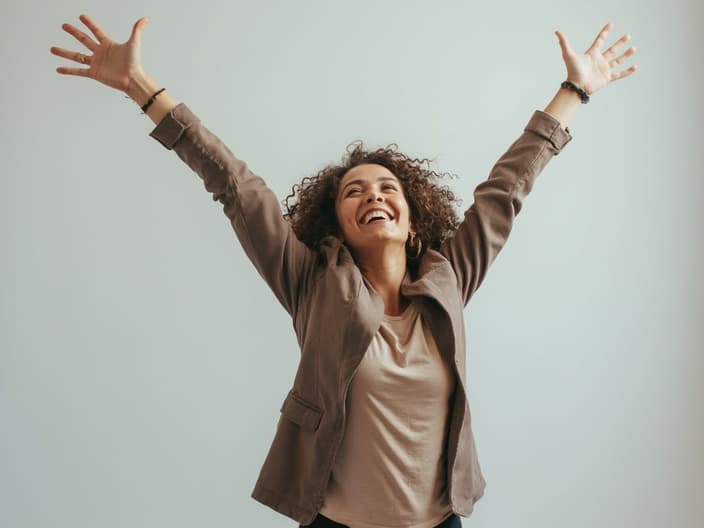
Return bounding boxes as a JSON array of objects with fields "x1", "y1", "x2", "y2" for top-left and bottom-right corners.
[
  {"x1": 50, "y1": 14, "x2": 315, "y2": 315},
  {"x1": 440, "y1": 22, "x2": 638, "y2": 306}
]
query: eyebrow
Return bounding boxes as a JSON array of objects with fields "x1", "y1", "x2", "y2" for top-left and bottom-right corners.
[{"x1": 340, "y1": 176, "x2": 399, "y2": 194}]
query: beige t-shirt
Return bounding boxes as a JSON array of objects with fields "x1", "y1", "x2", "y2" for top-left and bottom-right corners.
[{"x1": 319, "y1": 301, "x2": 456, "y2": 528}]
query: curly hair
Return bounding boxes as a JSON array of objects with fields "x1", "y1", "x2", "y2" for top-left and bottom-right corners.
[{"x1": 282, "y1": 141, "x2": 463, "y2": 256}]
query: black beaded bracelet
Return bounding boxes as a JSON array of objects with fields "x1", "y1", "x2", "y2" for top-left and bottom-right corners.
[
  {"x1": 561, "y1": 80, "x2": 590, "y2": 104},
  {"x1": 140, "y1": 87, "x2": 166, "y2": 114}
]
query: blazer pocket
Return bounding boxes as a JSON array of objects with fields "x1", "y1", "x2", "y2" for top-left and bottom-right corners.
[{"x1": 280, "y1": 390, "x2": 323, "y2": 432}]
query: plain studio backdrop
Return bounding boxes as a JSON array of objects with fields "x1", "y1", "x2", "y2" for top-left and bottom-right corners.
[{"x1": 2, "y1": 0, "x2": 702, "y2": 527}]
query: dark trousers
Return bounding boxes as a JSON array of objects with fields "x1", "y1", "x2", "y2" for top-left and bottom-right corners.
[{"x1": 300, "y1": 512, "x2": 462, "y2": 527}]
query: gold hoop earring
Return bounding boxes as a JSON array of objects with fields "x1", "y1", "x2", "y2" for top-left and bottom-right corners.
[{"x1": 407, "y1": 232, "x2": 422, "y2": 259}]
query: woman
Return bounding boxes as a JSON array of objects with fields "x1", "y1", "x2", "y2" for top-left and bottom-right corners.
[{"x1": 50, "y1": 14, "x2": 637, "y2": 528}]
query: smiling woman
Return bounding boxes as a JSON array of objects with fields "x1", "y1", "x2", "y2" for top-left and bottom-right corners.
[
  {"x1": 282, "y1": 145, "x2": 464, "y2": 317},
  {"x1": 50, "y1": 13, "x2": 637, "y2": 528},
  {"x1": 284, "y1": 142, "x2": 461, "y2": 258}
]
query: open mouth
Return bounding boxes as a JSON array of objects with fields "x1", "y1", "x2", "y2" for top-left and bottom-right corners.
[{"x1": 359, "y1": 209, "x2": 394, "y2": 225}]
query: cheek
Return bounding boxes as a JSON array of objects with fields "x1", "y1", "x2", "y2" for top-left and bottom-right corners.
[
  {"x1": 335, "y1": 202, "x2": 356, "y2": 232},
  {"x1": 398, "y1": 201, "x2": 411, "y2": 226}
]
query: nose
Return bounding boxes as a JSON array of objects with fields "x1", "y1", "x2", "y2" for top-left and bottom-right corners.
[{"x1": 365, "y1": 190, "x2": 384, "y2": 203}]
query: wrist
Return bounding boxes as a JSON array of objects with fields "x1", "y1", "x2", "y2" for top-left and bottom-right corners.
[
  {"x1": 561, "y1": 79, "x2": 590, "y2": 103},
  {"x1": 125, "y1": 71, "x2": 160, "y2": 107},
  {"x1": 559, "y1": 83, "x2": 584, "y2": 102},
  {"x1": 544, "y1": 85, "x2": 582, "y2": 130}
]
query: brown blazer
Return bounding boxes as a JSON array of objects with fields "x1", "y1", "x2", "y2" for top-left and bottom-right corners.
[{"x1": 149, "y1": 103, "x2": 572, "y2": 525}]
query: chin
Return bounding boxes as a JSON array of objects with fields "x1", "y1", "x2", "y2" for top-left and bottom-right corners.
[{"x1": 355, "y1": 235, "x2": 405, "y2": 250}]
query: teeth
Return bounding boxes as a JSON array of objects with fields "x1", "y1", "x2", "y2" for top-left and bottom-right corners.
[{"x1": 362, "y1": 210, "x2": 391, "y2": 224}]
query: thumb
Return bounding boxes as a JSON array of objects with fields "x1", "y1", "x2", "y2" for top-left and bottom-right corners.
[
  {"x1": 129, "y1": 17, "x2": 148, "y2": 43},
  {"x1": 555, "y1": 30, "x2": 572, "y2": 55}
]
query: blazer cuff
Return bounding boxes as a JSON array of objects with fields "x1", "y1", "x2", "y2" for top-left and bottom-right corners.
[
  {"x1": 149, "y1": 102, "x2": 196, "y2": 150},
  {"x1": 524, "y1": 110, "x2": 573, "y2": 154}
]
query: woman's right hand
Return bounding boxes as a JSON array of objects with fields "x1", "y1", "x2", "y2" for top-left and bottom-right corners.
[{"x1": 50, "y1": 14, "x2": 149, "y2": 93}]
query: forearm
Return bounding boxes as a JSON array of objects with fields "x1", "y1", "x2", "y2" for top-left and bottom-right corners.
[
  {"x1": 125, "y1": 71, "x2": 179, "y2": 126},
  {"x1": 543, "y1": 85, "x2": 582, "y2": 131}
]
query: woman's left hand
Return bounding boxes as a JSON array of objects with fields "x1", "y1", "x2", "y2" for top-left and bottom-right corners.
[{"x1": 555, "y1": 22, "x2": 638, "y2": 96}]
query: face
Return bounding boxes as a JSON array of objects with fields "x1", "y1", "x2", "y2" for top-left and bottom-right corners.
[{"x1": 335, "y1": 163, "x2": 413, "y2": 255}]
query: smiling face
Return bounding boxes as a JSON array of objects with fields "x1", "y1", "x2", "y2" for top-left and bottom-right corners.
[{"x1": 335, "y1": 163, "x2": 413, "y2": 256}]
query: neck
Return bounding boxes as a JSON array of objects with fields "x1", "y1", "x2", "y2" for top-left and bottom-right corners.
[{"x1": 351, "y1": 243, "x2": 409, "y2": 316}]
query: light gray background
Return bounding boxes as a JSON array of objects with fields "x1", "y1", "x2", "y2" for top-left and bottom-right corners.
[{"x1": 2, "y1": 0, "x2": 702, "y2": 527}]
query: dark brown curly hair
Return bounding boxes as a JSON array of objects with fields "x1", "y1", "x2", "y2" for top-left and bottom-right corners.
[{"x1": 282, "y1": 141, "x2": 463, "y2": 256}]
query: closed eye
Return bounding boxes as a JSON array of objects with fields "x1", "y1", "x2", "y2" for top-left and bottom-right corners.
[{"x1": 346, "y1": 184, "x2": 397, "y2": 197}]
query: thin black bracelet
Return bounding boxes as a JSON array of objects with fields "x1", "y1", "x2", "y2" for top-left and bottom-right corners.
[
  {"x1": 140, "y1": 87, "x2": 166, "y2": 114},
  {"x1": 561, "y1": 80, "x2": 590, "y2": 104}
]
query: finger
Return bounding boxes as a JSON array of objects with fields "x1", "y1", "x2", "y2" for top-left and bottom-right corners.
[
  {"x1": 589, "y1": 22, "x2": 613, "y2": 52},
  {"x1": 50, "y1": 46, "x2": 92, "y2": 65},
  {"x1": 555, "y1": 30, "x2": 573, "y2": 54},
  {"x1": 79, "y1": 14, "x2": 109, "y2": 43},
  {"x1": 61, "y1": 22, "x2": 98, "y2": 51},
  {"x1": 128, "y1": 17, "x2": 149, "y2": 44},
  {"x1": 49, "y1": 45, "x2": 90, "y2": 64},
  {"x1": 55, "y1": 66, "x2": 91, "y2": 77},
  {"x1": 50, "y1": 45, "x2": 74, "y2": 59},
  {"x1": 604, "y1": 34, "x2": 631, "y2": 58},
  {"x1": 609, "y1": 46, "x2": 637, "y2": 68},
  {"x1": 612, "y1": 64, "x2": 638, "y2": 82}
]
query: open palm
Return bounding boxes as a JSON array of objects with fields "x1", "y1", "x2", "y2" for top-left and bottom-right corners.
[
  {"x1": 50, "y1": 14, "x2": 149, "y2": 93},
  {"x1": 556, "y1": 22, "x2": 638, "y2": 96}
]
